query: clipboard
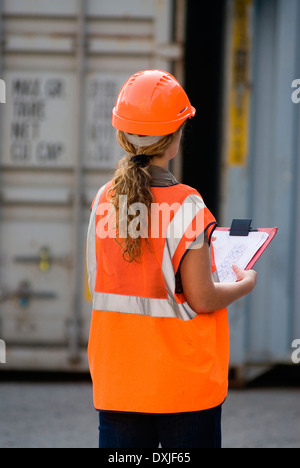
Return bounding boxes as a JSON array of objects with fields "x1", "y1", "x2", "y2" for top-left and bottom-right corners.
[{"x1": 213, "y1": 219, "x2": 278, "y2": 283}]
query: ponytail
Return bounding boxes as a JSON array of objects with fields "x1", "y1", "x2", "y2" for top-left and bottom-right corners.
[{"x1": 108, "y1": 128, "x2": 182, "y2": 263}]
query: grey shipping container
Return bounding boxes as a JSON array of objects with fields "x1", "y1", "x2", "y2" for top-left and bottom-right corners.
[
  {"x1": 0, "y1": 0, "x2": 185, "y2": 371},
  {"x1": 221, "y1": 0, "x2": 300, "y2": 383}
]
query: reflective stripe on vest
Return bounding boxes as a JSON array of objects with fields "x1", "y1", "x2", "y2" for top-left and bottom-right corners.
[
  {"x1": 165, "y1": 194, "x2": 205, "y2": 259},
  {"x1": 93, "y1": 292, "x2": 196, "y2": 321},
  {"x1": 86, "y1": 184, "x2": 107, "y2": 298}
]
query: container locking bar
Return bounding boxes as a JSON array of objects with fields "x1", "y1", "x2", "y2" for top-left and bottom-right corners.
[{"x1": 0, "y1": 280, "x2": 56, "y2": 306}]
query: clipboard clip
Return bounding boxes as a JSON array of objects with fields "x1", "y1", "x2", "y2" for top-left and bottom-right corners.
[{"x1": 230, "y1": 219, "x2": 258, "y2": 237}]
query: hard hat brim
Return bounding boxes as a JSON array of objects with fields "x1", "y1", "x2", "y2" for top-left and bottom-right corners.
[{"x1": 112, "y1": 106, "x2": 196, "y2": 136}]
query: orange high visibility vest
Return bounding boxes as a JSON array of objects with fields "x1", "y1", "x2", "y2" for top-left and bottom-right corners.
[{"x1": 87, "y1": 181, "x2": 229, "y2": 414}]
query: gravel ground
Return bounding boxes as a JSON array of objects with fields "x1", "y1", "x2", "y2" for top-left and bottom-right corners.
[{"x1": 0, "y1": 375, "x2": 299, "y2": 448}]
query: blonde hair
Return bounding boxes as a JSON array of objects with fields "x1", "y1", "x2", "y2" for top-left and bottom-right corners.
[{"x1": 108, "y1": 128, "x2": 182, "y2": 263}]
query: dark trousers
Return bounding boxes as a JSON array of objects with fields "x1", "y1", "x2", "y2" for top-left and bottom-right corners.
[{"x1": 99, "y1": 405, "x2": 222, "y2": 449}]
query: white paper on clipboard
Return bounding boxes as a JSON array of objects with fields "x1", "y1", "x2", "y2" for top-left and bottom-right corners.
[{"x1": 213, "y1": 230, "x2": 269, "y2": 283}]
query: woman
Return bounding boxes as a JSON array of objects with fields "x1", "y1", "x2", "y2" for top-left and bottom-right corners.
[{"x1": 87, "y1": 70, "x2": 257, "y2": 449}]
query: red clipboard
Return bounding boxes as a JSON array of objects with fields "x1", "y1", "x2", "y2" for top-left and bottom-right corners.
[
  {"x1": 246, "y1": 227, "x2": 278, "y2": 269},
  {"x1": 214, "y1": 227, "x2": 278, "y2": 271}
]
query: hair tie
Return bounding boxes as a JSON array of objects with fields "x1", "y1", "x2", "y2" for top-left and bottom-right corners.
[{"x1": 130, "y1": 154, "x2": 153, "y2": 168}]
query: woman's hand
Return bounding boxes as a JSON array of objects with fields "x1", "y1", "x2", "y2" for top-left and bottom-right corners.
[{"x1": 232, "y1": 265, "x2": 257, "y2": 293}]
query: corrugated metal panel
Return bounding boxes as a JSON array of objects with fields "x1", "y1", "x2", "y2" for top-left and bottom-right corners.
[
  {"x1": 221, "y1": 0, "x2": 300, "y2": 380},
  {"x1": 0, "y1": 0, "x2": 183, "y2": 371}
]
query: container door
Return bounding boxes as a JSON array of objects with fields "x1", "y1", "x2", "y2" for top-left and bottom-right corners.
[
  {"x1": 0, "y1": 0, "x2": 183, "y2": 370},
  {"x1": 221, "y1": 0, "x2": 300, "y2": 381}
]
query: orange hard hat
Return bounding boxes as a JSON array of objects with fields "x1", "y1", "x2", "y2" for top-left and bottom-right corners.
[{"x1": 112, "y1": 70, "x2": 196, "y2": 136}]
